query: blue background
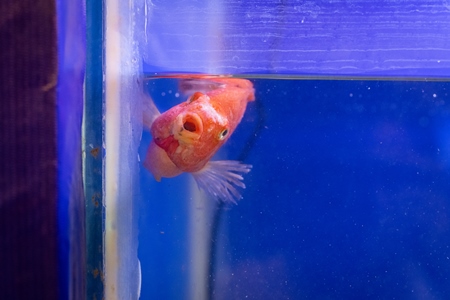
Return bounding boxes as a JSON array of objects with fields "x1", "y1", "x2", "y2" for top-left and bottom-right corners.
[{"x1": 139, "y1": 78, "x2": 450, "y2": 299}]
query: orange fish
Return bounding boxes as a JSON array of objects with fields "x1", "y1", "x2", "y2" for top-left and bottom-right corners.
[{"x1": 143, "y1": 76, "x2": 255, "y2": 203}]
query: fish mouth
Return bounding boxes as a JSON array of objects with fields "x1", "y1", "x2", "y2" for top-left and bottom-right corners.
[
  {"x1": 172, "y1": 112, "x2": 203, "y2": 144},
  {"x1": 154, "y1": 135, "x2": 179, "y2": 155}
]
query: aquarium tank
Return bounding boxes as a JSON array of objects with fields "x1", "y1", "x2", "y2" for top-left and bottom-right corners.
[{"x1": 77, "y1": 0, "x2": 450, "y2": 300}]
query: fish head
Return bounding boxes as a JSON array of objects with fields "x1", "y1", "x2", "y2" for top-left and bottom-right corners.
[{"x1": 150, "y1": 92, "x2": 231, "y2": 172}]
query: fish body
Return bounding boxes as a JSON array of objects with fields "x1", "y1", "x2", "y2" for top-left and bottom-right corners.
[{"x1": 143, "y1": 77, "x2": 255, "y2": 203}]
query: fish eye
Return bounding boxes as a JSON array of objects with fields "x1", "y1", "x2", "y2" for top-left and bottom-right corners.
[{"x1": 218, "y1": 128, "x2": 229, "y2": 140}]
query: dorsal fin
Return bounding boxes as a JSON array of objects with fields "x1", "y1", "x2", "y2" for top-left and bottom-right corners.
[{"x1": 188, "y1": 91, "x2": 205, "y2": 103}]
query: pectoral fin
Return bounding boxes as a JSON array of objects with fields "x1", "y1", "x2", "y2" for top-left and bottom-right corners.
[
  {"x1": 142, "y1": 91, "x2": 161, "y2": 130},
  {"x1": 191, "y1": 160, "x2": 252, "y2": 204}
]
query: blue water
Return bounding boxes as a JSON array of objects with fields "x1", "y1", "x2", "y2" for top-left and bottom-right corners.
[{"x1": 138, "y1": 78, "x2": 450, "y2": 300}]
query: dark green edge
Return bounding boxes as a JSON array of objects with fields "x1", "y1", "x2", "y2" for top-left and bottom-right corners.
[{"x1": 85, "y1": 0, "x2": 105, "y2": 298}]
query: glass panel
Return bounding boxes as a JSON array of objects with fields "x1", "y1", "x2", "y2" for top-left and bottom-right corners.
[
  {"x1": 86, "y1": 0, "x2": 450, "y2": 299},
  {"x1": 57, "y1": 0, "x2": 86, "y2": 298},
  {"x1": 139, "y1": 77, "x2": 450, "y2": 299}
]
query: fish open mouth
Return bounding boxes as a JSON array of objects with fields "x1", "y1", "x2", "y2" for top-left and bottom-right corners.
[{"x1": 173, "y1": 112, "x2": 203, "y2": 144}]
